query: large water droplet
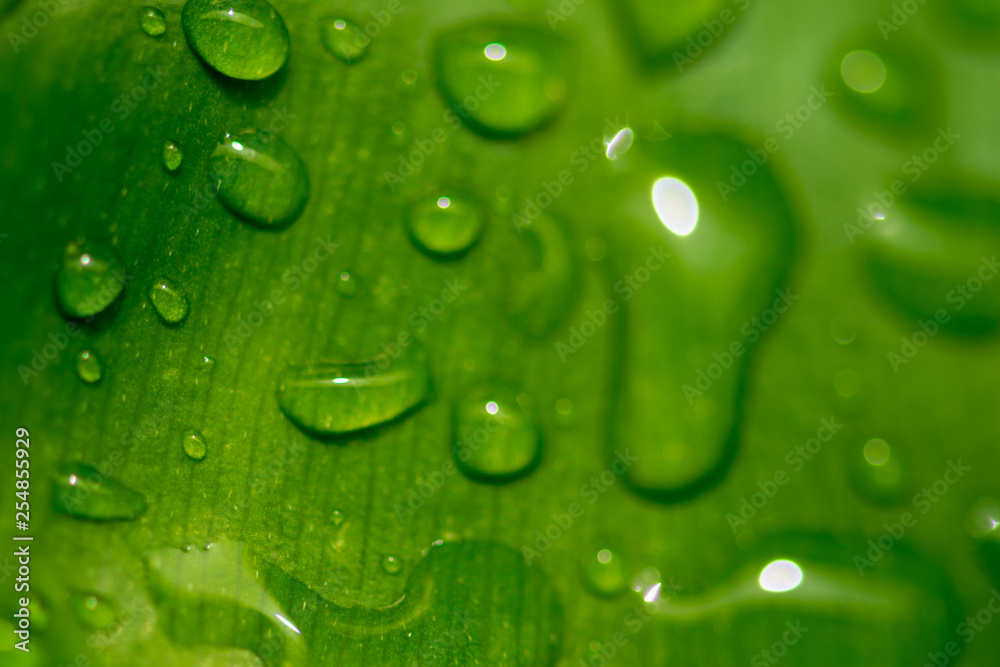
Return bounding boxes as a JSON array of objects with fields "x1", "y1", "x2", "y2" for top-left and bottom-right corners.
[
  {"x1": 580, "y1": 546, "x2": 627, "y2": 597},
  {"x1": 319, "y1": 16, "x2": 369, "y2": 64},
  {"x1": 434, "y1": 23, "x2": 573, "y2": 137},
  {"x1": 454, "y1": 384, "x2": 540, "y2": 483},
  {"x1": 162, "y1": 140, "x2": 183, "y2": 172},
  {"x1": 140, "y1": 6, "x2": 166, "y2": 36},
  {"x1": 150, "y1": 279, "x2": 190, "y2": 324},
  {"x1": 508, "y1": 213, "x2": 579, "y2": 338},
  {"x1": 183, "y1": 428, "x2": 208, "y2": 461},
  {"x1": 277, "y1": 341, "x2": 431, "y2": 436},
  {"x1": 181, "y1": 0, "x2": 289, "y2": 80},
  {"x1": 52, "y1": 462, "x2": 147, "y2": 520},
  {"x1": 210, "y1": 129, "x2": 310, "y2": 227},
  {"x1": 76, "y1": 350, "x2": 103, "y2": 384},
  {"x1": 56, "y1": 239, "x2": 126, "y2": 319},
  {"x1": 406, "y1": 192, "x2": 485, "y2": 258}
]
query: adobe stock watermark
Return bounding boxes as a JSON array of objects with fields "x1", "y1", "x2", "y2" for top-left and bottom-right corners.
[
  {"x1": 717, "y1": 86, "x2": 832, "y2": 201},
  {"x1": 580, "y1": 603, "x2": 658, "y2": 667},
  {"x1": 920, "y1": 589, "x2": 1000, "y2": 667},
  {"x1": 7, "y1": 0, "x2": 72, "y2": 53},
  {"x1": 854, "y1": 459, "x2": 970, "y2": 575},
  {"x1": 682, "y1": 288, "x2": 799, "y2": 404},
  {"x1": 726, "y1": 416, "x2": 843, "y2": 535},
  {"x1": 521, "y1": 449, "x2": 638, "y2": 565},
  {"x1": 887, "y1": 255, "x2": 999, "y2": 372},
  {"x1": 750, "y1": 620, "x2": 809, "y2": 667},
  {"x1": 877, "y1": 0, "x2": 930, "y2": 40},
  {"x1": 555, "y1": 245, "x2": 672, "y2": 362},
  {"x1": 51, "y1": 67, "x2": 166, "y2": 182},
  {"x1": 844, "y1": 127, "x2": 960, "y2": 244},
  {"x1": 223, "y1": 236, "x2": 339, "y2": 349},
  {"x1": 672, "y1": 0, "x2": 752, "y2": 73}
]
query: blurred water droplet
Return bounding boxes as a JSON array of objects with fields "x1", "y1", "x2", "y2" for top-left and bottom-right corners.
[
  {"x1": 840, "y1": 50, "x2": 886, "y2": 93},
  {"x1": 319, "y1": 16, "x2": 369, "y2": 64},
  {"x1": 968, "y1": 498, "x2": 1000, "y2": 538},
  {"x1": 140, "y1": 6, "x2": 166, "y2": 36},
  {"x1": 845, "y1": 437, "x2": 908, "y2": 506},
  {"x1": 72, "y1": 592, "x2": 117, "y2": 629},
  {"x1": 53, "y1": 462, "x2": 147, "y2": 520},
  {"x1": 330, "y1": 509, "x2": 345, "y2": 526},
  {"x1": 406, "y1": 191, "x2": 485, "y2": 258},
  {"x1": 509, "y1": 213, "x2": 579, "y2": 338},
  {"x1": 182, "y1": 0, "x2": 289, "y2": 80},
  {"x1": 76, "y1": 350, "x2": 103, "y2": 384},
  {"x1": 162, "y1": 140, "x2": 183, "y2": 172},
  {"x1": 834, "y1": 369, "x2": 861, "y2": 398},
  {"x1": 210, "y1": 129, "x2": 310, "y2": 227},
  {"x1": 335, "y1": 271, "x2": 357, "y2": 298},
  {"x1": 383, "y1": 554, "x2": 402, "y2": 575},
  {"x1": 581, "y1": 546, "x2": 628, "y2": 597},
  {"x1": 605, "y1": 127, "x2": 634, "y2": 160},
  {"x1": 183, "y1": 428, "x2": 208, "y2": 461},
  {"x1": 454, "y1": 384, "x2": 540, "y2": 482},
  {"x1": 57, "y1": 239, "x2": 126, "y2": 319},
  {"x1": 150, "y1": 279, "x2": 189, "y2": 324}
]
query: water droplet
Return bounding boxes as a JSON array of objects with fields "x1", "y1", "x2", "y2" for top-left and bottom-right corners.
[
  {"x1": 830, "y1": 316, "x2": 856, "y2": 345},
  {"x1": 330, "y1": 509, "x2": 345, "y2": 526},
  {"x1": 162, "y1": 140, "x2": 183, "y2": 172},
  {"x1": 434, "y1": 23, "x2": 573, "y2": 137},
  {"x1": 53, "y1": 462, "x2": 147, "y2": 520},
  {"x1": 183, "y1": 428, "x2": 208, "y2": 461},
  {"x1": 57, "y1": 239, "x2": 126, "y2": 319},
  {"x1": 585, "y1": 236, "x2": 606, "y2": 261},
  {"x1": 454, "y1": 384, "x2": 540, "y2": 483},
  {"x1": 335, "y1": 271, "x2": 357, "y2": 298},
  {"x1": 277, "y1": 341, "x2": 431, "y2": 436},
  {"x1": 383, "y1": 554, "x2": 402, "y2": 575},
  {"x1": 581, "y1": 546, "x2": 627, "y2": 597},
  {"x1": 844, "y1": 437, "x2": 909, "y2": 506},
  {"x1": 841, "y1": 49, "x2": 886, "y2": 93},
  {"x1": 319, "y1": 16, "x2": 370, "y2": 64},
  {"x1": 72, "y1": 592, "x2": 118, "y2": 629},
  {"x1": 200, "y1": 355, "x2": 215, "y2": 371},
  {"x1": 609, "y1": 128, "x2": 798, "y2": 502},
  {"x1": 181, "y1": 0, "x2": 289, "y2": 80},
  {"x1": 553, "y1": 397, "x2": 575, "y2": 427},
  {"x1": 968, "y1": 498, "x2": 1000, "y2": 538},
  {"x1": 210, "y1": 129, "x2": 310, "y2": 227},
  {"x1": 76, "y1": 350, "x2": 103, "y2": 384},
  {"x1": 605, "y1": 127, "x2": 634, "y2": 160},
  {"x1": 833, "y1": 369, "x2": 861, "y2": 398},
  {"x1": 140, "y1": 6, "x2": 166, "y2": 36},
  {"x1": 150, "y1": 279, "x2": 190, "y2": 324},
  {"x1": 508, "y1": 213, "x2": 579, "y2": 338},
  {"x1": 406, "y1": 191, "x2": 484, "y2": 258},
  {"x1": 614, "y1": 0, "x2": 743, "y2": 68}
]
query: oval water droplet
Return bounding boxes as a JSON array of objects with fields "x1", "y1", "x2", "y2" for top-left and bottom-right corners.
[
  {"x1": 382, "y1": 554, "x2": 402, "y2": 575},
  {"x1": 453, "y1": 384, "x2": 540, "y2": 483},
  {"x1": 162, "y1": 140, "x2": 183, "y2": 172},
  {"x1": 434, "y1": 23, "x2": 573, "y2": 137},
  {"x1": 580, "y1": 546, "x2": 627, "y2": 597},
  {"x1": 335, "y1": 271, "x2": 357, "y2": 298},
  {"x1": 319, "y1": 16, "x2": 370, "y2": 64},
  {"x1": 140, "y1": 6, "x2": 166, "y2": 36},
  {"x1": 57, "y1": 239, "x2": 126, "y2": 319},
  {"x1": 843, "y1": 437, "x2": 909, "y2": 506},
  {"x1": 72, "y1": 592, "x2": 118, "y2": 629},
  {"x1": 183, "y1": 428, "x2": 208, "y2": 461},
  {"x1": 150, "y1": 279, "x2": 189, "y2": 324},
  {"x1": 605, "y1": 127, "x2": 634, "y2": 160},
  {"x1": 277, "y1": 341, "x2": 431, "y2": 436},
  {"x1": 508, "y1": 213, "x2": 579, "y2": 338},
  {"x1": 210, "y1": 129, "x2": 310, "y2": 227},
  {"x1": 53, "y1": 462, "x2": 147, "y2": 520},
  {"x1": 181, "y1": 0, "x2": 289, "y2": 80},
  {"x1": 76, "y1": 350, "x2": 103, "y2": 384},
  {"x1": 406, "y1": 191, "x2": 484, "y2": 258}
]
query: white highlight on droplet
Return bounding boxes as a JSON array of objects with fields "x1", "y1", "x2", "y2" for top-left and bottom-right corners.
[
  {"x1": 437, "y1": 196, "x2": 451, "y2": 209},
  {"x1": 333, "y1": 378, "x2": 349, "y2": 384},
  {"x1": 605, "y1": 128, "x2": 634, "y2": 160},
  {"x1": 484, "y1": 43, "x2": 506, "y2": 61},
  {"x1": 486, "y1": 401, "x2": 499, "y2": 415},
  {"x1": 759, "y1": 559, "x2": 803, "y2": 592},
  {"x1": 643, "y1": 582, "x2": 661, "y2": 603},
  {"x1": 652, "y1": 177, "x2": 698, "y2": 236}
]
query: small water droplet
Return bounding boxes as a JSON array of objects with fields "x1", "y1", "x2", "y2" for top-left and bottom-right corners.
[
  {"x1": 140, "y1": 6, "x2": 166, "y2": 36},
  {"x1": 57, "y1": 239, "x2": 126, "y2": 319},
  {"x1": 76, "y1": 350, "x2": 103, "y2": 384},
  {"x1": 453, "y1": 384, "x2": 540, "y2": 482},
  {"x1": 830, "y1": 316, "x2": 856, "y2": 345},
  {"x1": 162, "y1": 140, "x2": 183, "y2": 172},
  {"x1": 581, "y1": 546, "x2": 627, "y2": 597},
  {"x1": 183, "y1": 428, "x2": 208, "y2": 461},
  {"x1": 210, "y1": 129, "x2": 310, "y2": 227},
  {"x1": 605, "y1": 127, "x2": 634, "y2": 160},
  {"x1": 200, "y1": 355, "x2": 215, "y2": 370},
  {"x1": 406, "y1": 191, "x2": 485, "y2": 258},
  {"x1": 834, "y1": 369, "x2": 861, "y2": 398},
  {"x1": 181, "y1": 0, "x2": 289, "y2": 80},
  {"x1": 72, "y1": 592, "x2": 118, "y2": 629},
  {"x1": 53, "y1": 462, "x2": 147, "y2": 520},
  {"x1": 968, "y1": 498, "x2": 1000, "y2": 538},
  {"x1": 383, "y1": 554, "x2": 402, "y2": 575},
  {"x1": 319, "y1": 16, "x2": 370, "y2": 64},
  {"x1": 150, "y1": 279, "x2": 190, "y2": 324},
  {"x1": 434, "y1": 23, "x2": 573, "y2": 137},
  {"x1": 331, "y1": 509, "x2": 345, "y2": 526},
  {"x1": 335, "y1": 271, "x2": 357, "y2": 298},
  {"x1": 277, "y1": 341, "x2": 431, "y2": 436},
  {"x1": 845, "y1": 437, "x2": 908, "y2": 506},
  {"x1": 585, "y1": 236, "x2": 606, "y2": 261}
]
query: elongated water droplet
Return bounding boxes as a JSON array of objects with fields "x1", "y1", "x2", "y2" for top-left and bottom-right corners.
[
  {"x1": 76, "y1": 350, "x2": 103, "y2": 384},
  {"x1": 319, "y1": 16, "x2": 370, "y2": 64},
  {"x1": 454, "y1": 384, "x2": 540, "y2": 483},
  {"x1": 581, "y1": 546, "x2": 627, "y2": 597},
  {"x1": 181, "y1": 0, "x2": 289, "y2": 80},
  {"x1": 508, "y1": 213, "x2": 578, "y2": 337},
  {"x1": 183, "y1": 428, "x2": 208, "y2": 461},
  {"x1": 140, "y1": 6, "x2": 166, "y2": 36},
  {"x1": 210, "y1": 129, "x2": 310, "y2": 227},
  {"x1": 382, "y1": 554, "x2": 402, "y2": 575},
  {"x1": 162, "y1": 140, "x2": 183, "y2": 172},
  {"x1": 605, "y1": 127, "x2": 634, "y2": 160},
  {"x1": 335, "y1": 270, "x2": 357, "y2": 297},
  {"x1": 57, "y1": 239, "x2": 126, "y2": 319},
  {"x1": 53, "y1": 462, "x2": 147, "y2": 520},
  {"x1": 150, "y1": 279, "x2": 189, "y2": 324},
  {"x1": 406, "y1": 192, "x2": 484, "y2": 258},
  {"x1": 72, "y1": 592, "x2": 118, "y2": 629},
  {"x1": 277, "y1": 341, "x2": 431, "y2": 436},
  {"x1": 434, "y1": 23, "x2": 573, "y2": 137}
]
